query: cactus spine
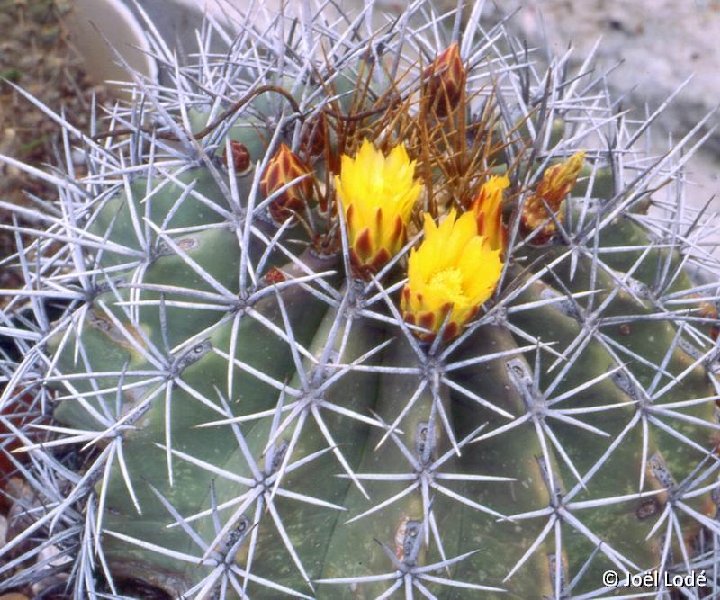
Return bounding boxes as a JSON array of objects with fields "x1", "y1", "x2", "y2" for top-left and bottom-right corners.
[{"x1": 1, "y1": 2, "x2": 720, "y2": 598}]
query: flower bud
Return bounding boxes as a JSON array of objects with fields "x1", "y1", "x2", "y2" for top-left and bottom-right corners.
[
  {"x1": 422, "y1": 42, "x2": 466, "y2": 117},
  {"x1": 224, "y1": 140, "x2": 250, "y2": 173},
  {"x1": 260, "y1": 143, "x2": 313, "y2": 223},
  {"x1": 521, "y1": 151, "x2": 585, "y2": 242},
  {"x1": 696, "y1": 298, "x2": 719, "y2": 341},
  {"x1": 300, "y1": 116, "x2": 327, "y2": 157},
  {"x1": 471, "y1": 174, "x2": 509, "y2": 252}
]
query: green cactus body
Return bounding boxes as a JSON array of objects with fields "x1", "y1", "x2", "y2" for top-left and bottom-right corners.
[{"x1": 2, "y1": 2, "x2": 720, "y2": 599}]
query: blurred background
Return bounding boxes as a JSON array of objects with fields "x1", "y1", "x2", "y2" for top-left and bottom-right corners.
[{"x1": 1, "y1": 0, "x2": 719, "y2": 266}]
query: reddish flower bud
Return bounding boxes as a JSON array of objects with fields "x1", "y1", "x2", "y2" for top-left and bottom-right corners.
[
  {"x1": 260, "y1": 143, "x2": 314, "y2": 223},
  {"x1": 697, "y1": 298, "x2": 719, "y2": 341},
  {"x1": 422, "y1": 42, "x2": 466, "y2": 117},
  {"x1": 300, "y1": 116, "x2": 327, "y2": 157},
  {"x1": 224, "y1": 140, "x2": 250, "y2": 172},
  {"x1": 263, "y1": 267, "x2": 286, "y2": 285}
]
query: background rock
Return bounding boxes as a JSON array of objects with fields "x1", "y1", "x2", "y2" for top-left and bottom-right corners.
[{"x1": 482, "y1": 0, "x2": 720, "y2": 245}]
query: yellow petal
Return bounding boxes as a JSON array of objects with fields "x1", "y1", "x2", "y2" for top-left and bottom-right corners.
[
  {"x1": 403, "y1": 208, "x2": 504, "y2": 341},
  {"x1": 337, "y1": 140, "x2": 422, "y2": 277}
]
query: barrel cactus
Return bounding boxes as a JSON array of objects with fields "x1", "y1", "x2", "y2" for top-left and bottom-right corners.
[{"x1": 2, "y1": 1, "x2": 720, "y2": 598}]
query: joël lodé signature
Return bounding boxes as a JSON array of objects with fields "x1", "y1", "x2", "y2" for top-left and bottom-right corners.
[{"x1": 603, "y1": 569, "x2": 708, "y2": 588}]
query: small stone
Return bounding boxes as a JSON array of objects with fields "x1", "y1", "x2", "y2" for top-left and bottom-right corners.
[{"x1": 38, "y1": 544, "x2": 72, "y2": 568}]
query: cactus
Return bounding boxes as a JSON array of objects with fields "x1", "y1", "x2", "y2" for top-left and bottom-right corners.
[{"x1": 2, "y1": 1, "x2": 720, "y2": 598}]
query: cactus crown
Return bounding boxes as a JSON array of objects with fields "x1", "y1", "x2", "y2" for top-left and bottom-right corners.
[{"x1": 2, "y1": 1, "x2": 720, "y2": 598}]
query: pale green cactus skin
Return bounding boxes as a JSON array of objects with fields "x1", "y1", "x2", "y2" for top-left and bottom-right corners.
[{"x1": 1, "y1": 2, "x2": 720, "y2": 599}]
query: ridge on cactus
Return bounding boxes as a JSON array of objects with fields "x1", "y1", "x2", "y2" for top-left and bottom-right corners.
[{"x1": 1, "y1": 1, "x2": 720, "y2": 599}]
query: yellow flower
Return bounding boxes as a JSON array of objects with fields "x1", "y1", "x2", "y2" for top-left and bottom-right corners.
[
  {"x1": 522, "y1": 151, "x2": 585, "y2": 242},
  {"x1": 471, "y1": 174, "x2": 509, "y2": 252},
  {"x1": 401, "y1": 210, "x2": 502, "y2": 341},
  {"x1": 336, "y1": 139, "x2": 421, "y2": 277}
]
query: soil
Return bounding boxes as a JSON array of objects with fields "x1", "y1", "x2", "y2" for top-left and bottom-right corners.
[{"x1": 0, "y1": 0, "x2": 110, "y2": 286}]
